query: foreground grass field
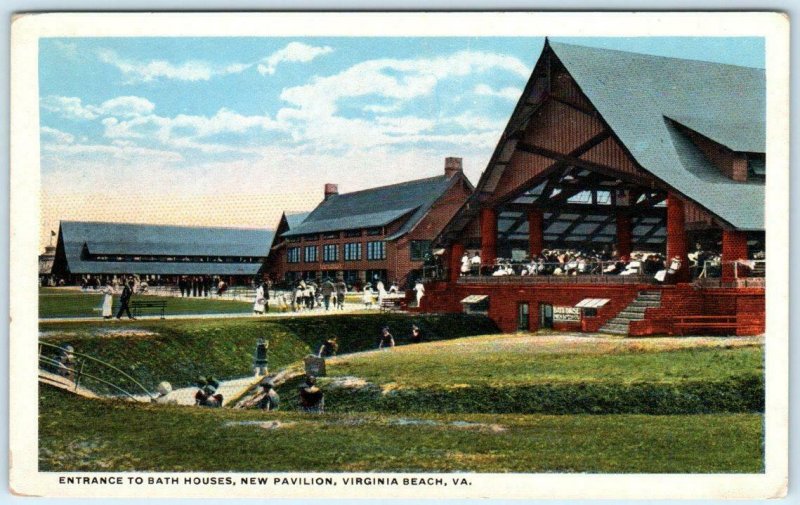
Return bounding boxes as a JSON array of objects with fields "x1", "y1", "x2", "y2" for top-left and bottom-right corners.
[
  {"x1": 38, "y1": 313, "x2": 499, "y2": 393},
  {"x1": 39, "y1": 386, "x2": 764, "y2": 473},
  {"x1": 39, "y1": 289, "x2": 252, "y2": 318}
]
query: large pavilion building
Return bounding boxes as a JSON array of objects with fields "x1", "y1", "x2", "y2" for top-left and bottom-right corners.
[
  {"x1": 51, "y1": 221, "x2": 274, "y2": 285},
  {"x1": 424, "y1": 41, "x2": 765, "y2": 336},
  {"x1": 268, "y1": 157, "x2": 473, "y2": 288}
]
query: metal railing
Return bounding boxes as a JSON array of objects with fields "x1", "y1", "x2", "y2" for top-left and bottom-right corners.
[
  {"x1": 38, "y1": 341, "x2": 155, "y2": 402},
  {"x1": 695, "y1": 259, "x2": 766, "y2": 279}
]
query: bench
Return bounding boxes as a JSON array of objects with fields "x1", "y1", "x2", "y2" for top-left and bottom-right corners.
[
  {"x1": 129, "y1": 300, "x2": 167, "y2": 319},
  {"x1": 673, "y1": 315, "x2": 738, "y2": 335},
  {"x1": 379, "y1": 295, "x2": 406, "y2": 312}
]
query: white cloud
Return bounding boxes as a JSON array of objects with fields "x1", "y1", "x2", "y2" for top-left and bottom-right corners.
[
  {"x1": 447, "y1": 112, "x2": 506, "y2": 132},
  {"x1": 363, "y1": 103, "x2": 402, "y2": 114},
  {"x1": 95, "y1": 96, "x2": 156, "y2": 117},
  {"x1": 40, "y1": 126, "x2": 75, "y2": 145},
  {"x1": 257, "y1": 42, "x2": 333, "y2": 76},
  {"x1": 42, "y1": 95, "x2": 156, "y2": 121},
  {"x1": 97, "y1": 49, "x2": 251, "y2": 83},
  {"x1": 275, "y1": 50, "x2": 528, "y2": 151},
  {"x1": 474, "y1": 83, "x2": 522, "y2": 101},
  {"x1": 41, "y1": 96, "x2": 98, "y2": 120}
]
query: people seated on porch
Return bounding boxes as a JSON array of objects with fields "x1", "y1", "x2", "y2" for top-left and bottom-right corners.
[
  {"x1": 619, "y1": 253, "x2": 643, "y2": 276},
  {"x1": 491, "y1": 263, "x2": 514, "y2": 276},
  {"x1": 460, "y1": 252, "x2": 470, "y2": 276},
  {"x1": 470, "y1": 252, "x2": 482, "y2": 275}
]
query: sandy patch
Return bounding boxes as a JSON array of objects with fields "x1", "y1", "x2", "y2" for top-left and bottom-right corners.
[
  {"x1": 223, "y1": 420, "x2": 295, "y2": 430},
  {"x1": 326, "y1": 376, "x2": 373, "y2": 391}
]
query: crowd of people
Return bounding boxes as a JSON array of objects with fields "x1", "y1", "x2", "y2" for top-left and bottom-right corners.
[{"x1": 458, "y1": 243, "x2": 765, "y2": 282}]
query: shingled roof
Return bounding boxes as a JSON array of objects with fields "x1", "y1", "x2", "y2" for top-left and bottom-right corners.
[
  {"x1": 548, "y1": 41, "x2": 765, "y2": 230},
  {"x1": 282, "y1": 174, "x2": 460, "y2": 239},
  {"x1": 56, "y1": 221, "x2": 273, "y2": 275}
]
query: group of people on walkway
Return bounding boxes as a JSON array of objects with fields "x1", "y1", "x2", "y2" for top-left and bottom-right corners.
[{"x1": 96, "y1": 277, "x2": 137, "y2": 320}]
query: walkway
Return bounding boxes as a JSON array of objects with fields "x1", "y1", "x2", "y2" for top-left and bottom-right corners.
[{"x1": 40, "y1": 302, "x2": 375, "y2": 323}]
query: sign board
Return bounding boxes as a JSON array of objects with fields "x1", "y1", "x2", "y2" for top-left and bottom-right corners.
[
  {"x1": 303, "y1": 355, "x2": 326, "y2": 377},
  {"x1": 553, "y1": 306, "x2": 581, "y2": 322}
]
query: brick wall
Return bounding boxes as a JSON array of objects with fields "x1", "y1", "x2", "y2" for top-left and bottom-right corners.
[{"x1": 424, "y1": 281, "x2": 765, "y2": 336}]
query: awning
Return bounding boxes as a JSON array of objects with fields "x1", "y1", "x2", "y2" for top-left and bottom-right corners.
[
  {"x1": 575, "y1": 298, "x2": 610, "y2": 308},
  {"x1": 461, "y1": 295, "x2": 488, "y2": 304}
]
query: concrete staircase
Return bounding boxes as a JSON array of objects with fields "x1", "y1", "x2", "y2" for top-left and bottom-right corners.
[{"x1": 599, "y1": 290, "x2": 662, "y2": 335}]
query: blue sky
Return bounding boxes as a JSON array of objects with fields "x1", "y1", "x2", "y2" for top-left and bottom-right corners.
[{"x1": 38, "y1": 36, "x2": 764, "y2": 245}]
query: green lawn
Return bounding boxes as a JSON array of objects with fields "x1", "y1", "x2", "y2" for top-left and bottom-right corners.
[
  {"x1": 293, "y1": 334, "x2": 765, "y2": 415},
  {"x1": 326, "y1": 334, "x2": 764, "y2": 386},
  {"x1": 39, "y1": 289, "x2": 252, "y2": 318},
  {"x1": 39, "y1": 386, "x2": 764, "y2": 473}
]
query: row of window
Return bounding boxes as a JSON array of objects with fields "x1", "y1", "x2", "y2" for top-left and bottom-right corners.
[
  {"x1": 85, "y1": 254, "x2": 262, "y2": 263},
  {"x1": 286, "y1": 227, "x2": 384, "y2": 243},
  {"x1": 286, "y1": 240, "x2": 431, "y2": 264},
  {"x1": 287, "y1": 241, "x2": 387, "y2": 263}
]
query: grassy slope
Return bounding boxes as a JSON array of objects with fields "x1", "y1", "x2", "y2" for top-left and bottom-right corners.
[
  {"x1": 327, "y1": 334, "x2": 764, "y2": 385},
  {"x1": 39, "y1": 290, "x2": 252, "y2": 318},
  {"x1": 292, "y1": 335, "x2": 765, "y2": 415},
  {"x1": 39, "y1": 386, "x2": 763, "y2": 473},
  {"x1": 38, "y1": 313, "x2": 499, "y2": 392}
]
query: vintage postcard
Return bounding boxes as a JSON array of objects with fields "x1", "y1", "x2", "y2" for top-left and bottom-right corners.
[{"x1": 9, "y1": 11, "x2": 789, "y2": 499}]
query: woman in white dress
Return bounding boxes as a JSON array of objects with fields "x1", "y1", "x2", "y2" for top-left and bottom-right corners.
[
  {"x1": 101, "y1": 282, "x2": 114, "y2": 319},
  {"x1": 253, "y1": 283, "x2": 267, "y2": 315},
  {"x1": 414, "y1": 280, "x2": 425, "y2": 307},
  {"x1": 362, "y1": 283, "x2": 374, "y2": 309}
]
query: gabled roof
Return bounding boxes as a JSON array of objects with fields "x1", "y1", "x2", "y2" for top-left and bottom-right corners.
[
  {"x1": 283, "y1": 174, "x2": 462, "y2": 238},
  {"x1": 285, "y1": 212, "x2": 310, "y2": 229},
  {"x1": 547, "y1": 41, "x2": 765, "y2": 230},
  {"x1": 57, "y1": 221, "x2": 273, "y2": 275}
]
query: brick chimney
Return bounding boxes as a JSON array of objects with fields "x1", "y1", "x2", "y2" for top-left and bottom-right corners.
[
  {"x1": 444, "y1": 157, "x2": 463, "y2": 178},
  {"x1": 324, "y1": 183, "x2": 338, "y2": 200}
]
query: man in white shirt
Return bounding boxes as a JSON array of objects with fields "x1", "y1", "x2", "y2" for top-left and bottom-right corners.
[{"x1": 470, "y1": 252, "x2": 482, "y2": 275}]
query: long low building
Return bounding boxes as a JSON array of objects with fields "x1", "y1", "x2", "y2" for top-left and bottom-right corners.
[{"x1": 50, "y1": 221, "x2": 274, "y2": 285}]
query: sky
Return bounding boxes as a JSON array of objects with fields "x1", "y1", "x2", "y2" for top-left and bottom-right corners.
[{"x1": 38, "y1": 36, "x2": 765, "y2": 250}]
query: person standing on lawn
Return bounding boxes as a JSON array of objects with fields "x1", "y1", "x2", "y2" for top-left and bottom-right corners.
[
  {"x1": 253, "y1": 338, "x2": 269, "y2": 376},
  {"x1": 253, "y1": 283, "x2": 267, "y2": 315},
  {"x1": 101, "y1": 280, "x2": 114, "y2": 319},
  {"x1": 115, "y1": 279, "x2": 136, "y2": 320},
  {"x1": 321, "y1": 277, "x2": 335, "y2": 310},
  {"x1": 335, "y1": 277, "x2": 347, "y2": 309}
]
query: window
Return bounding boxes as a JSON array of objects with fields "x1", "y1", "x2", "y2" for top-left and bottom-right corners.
[
  {"x1": 366, "y1": 227, "x2": 383, "y2": 236},
  {"x1": 344, "y1": 229, "x2": 362, "y2": 238},
  {"x1": 304, "y1": 245, "x2": 318, "y2": 263},
  {"x1": 748, "y1": 156, "x2": 765, "y2": 179},
  {"x1": 323, "y1": 244, "x2": 339, "y2": 262},
  {"x1": 287, "y1": 247, "x2": 301, "y2": 263},
  {"x1": 410, "y1": 240, "x2": 432, "y2": 261},
  {"x1": 367, "y1": 241, "x2": 386, "y2": 260},
  {"x1": 323, "y1": 232, "x2": 340, "y2": 239},
  {"x1": 344, "y1": 242, "x2": 362, "y2": 261}
]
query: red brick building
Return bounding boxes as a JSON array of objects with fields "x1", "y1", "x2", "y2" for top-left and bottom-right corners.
[
  {"x1": 267, "y1": 158, "x2": 473, "y2": 289},
  {"x1": 425, "y1": 41, "x2": 765, "y2": 336}
]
